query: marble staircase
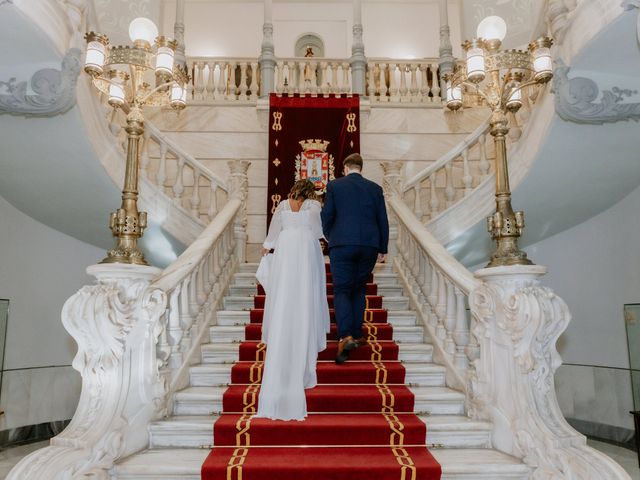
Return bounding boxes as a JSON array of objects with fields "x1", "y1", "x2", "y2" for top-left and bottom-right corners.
[{"x1": 112, "y1": 262, "x2": 530, "y2": 479}]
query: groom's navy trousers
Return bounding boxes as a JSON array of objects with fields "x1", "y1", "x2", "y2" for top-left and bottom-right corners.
[{"x1": 321, "y1": 173, "x2": 389, "y2": 340}]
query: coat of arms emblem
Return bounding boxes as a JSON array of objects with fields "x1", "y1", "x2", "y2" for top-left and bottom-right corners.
[{"x1": 295, "y1": 139, "x2": 335, "y2": 193}]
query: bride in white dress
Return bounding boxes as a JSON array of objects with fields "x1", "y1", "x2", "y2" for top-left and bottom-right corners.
[{"x1": 254, "y1": 180, "x2": 330, "y2": 421}]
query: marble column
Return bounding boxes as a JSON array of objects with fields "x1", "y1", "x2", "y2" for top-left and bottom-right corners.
[
  {"x1": 350, "y1": 0, "x2": 367, "y2": 95},
  {"x1": 174, "y1": 0, "x2": 186, "y2": 67},
  {"x1": 438, "y1": 0, "x2": 454, "y2": 95},
  {"x1": 259, "y1": 0, "x2": 276, "y2": 97}
]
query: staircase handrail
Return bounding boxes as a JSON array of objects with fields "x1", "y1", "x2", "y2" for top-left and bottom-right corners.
[{"x1": 403, "y1": 120, "x2": 491, "y2": 192}]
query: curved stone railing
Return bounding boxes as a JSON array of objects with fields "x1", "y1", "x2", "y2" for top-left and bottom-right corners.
[
  {"x1": 6, "y1": 160, "x2": 249, "y2": 480},
  {"x1": 382, "y1": 163, "x2": 630, "y2": 479},
  {"x1": 367, "y1": 58, "x2": 442, "y2": 104}
]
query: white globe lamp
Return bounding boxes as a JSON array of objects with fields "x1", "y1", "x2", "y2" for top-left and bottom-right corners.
[
  {"x1": 477, "y1": 16, "x2": 507, "y2": 42},
  {"x1": 128, "y1": 17, "x2": 158, "y2": 46}
]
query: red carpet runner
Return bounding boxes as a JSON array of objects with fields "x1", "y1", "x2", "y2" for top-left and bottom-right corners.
[{"x1": 201, "y1": 264, "x2": 442, "y2": 480}]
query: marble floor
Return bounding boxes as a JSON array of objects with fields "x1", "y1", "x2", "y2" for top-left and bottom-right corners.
[{"x1": 0, "y1": 439, "x2": 638, "y2": 478}]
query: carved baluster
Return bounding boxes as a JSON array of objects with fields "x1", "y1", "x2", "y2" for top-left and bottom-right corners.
[
  {"x1": 321, "y1": 62, "x2": 330, "y2": 97},
  {"x1": 311, "y1": 61, "x2": 319, "y2": 96},
  {"x1": 208, "y1": 183, "x2": 218, "y2": 220},
  {"x1": 478, "y1": 134, "x2": 490, "y2": 177},
  {"x1": 195, "y1": 62, "x2": 205, "y2": 100},
  {"x1": 157, "y1": 142, "x2": 168, "y2": 189},
  {"x1": 189, "y1": 270, "x2": 200, "y2": 319},
  {"x1": 444, "y1": 281, "x2": 456, "y2": 355},
  {"x1": 179, "y1": 277, "x2": 194, "y2": 354},
  {"x1": 156, "y1": 314, "x2": 171, "y2": 369},
  {"x1": 211, "y1": 62, "x2": 220, "y2": 101},
  {"x1": 428, "y1": 261, "x2": 439, "y2": 327},
  {"x1": 226, "y1": 61, "x2": 237, "y2": 100},
  {"x1": 217, "y1": 62, "x2": 227, "y2": 99},
  {"x1": 420, "y1": 64, "x2": 430, "y2": 102},
  {"x1": 462, "y1": 147, "x2": 472, "y2": 194},
  {"x1": 399, "y1": 64, "x2": 408, "y2": 102},
  {"x1": 167, "y1": 287, "x2": 183, "y2": 368},
  {"x1": 430, "y1": 63, "x2": 440, "y2": 101},
  {"x1": 378, "y1": 63, "x2": 388, "y2": 101},
  {"x1": 275, "y1": 61, "x2": 284, "y2": 95},
  {"x1": 416, "y1": 248, "x2": 426, "y2": 303},
  {"x1": 421, "y1": 254, "x2": 433, "y2": 315},
  {"x1": 409, "y1": 63, "x2": 419, "y2": 102},
  {"x1": 206, "y1": 62, "x2": 216, "y2": 101},
  {"x1": 239, "y1": 62, "x2": 248, "y2": 100},
  {"x1": 435, "y1": 271, "x2": 447, "y2": 340},
  {"x1": 342, "y1": 62, "x2": 350, "y2": 94},
  {"x1": 453, "y1": 287, "x2": 469, "y2": 371},
  {"x1": 196, "y1": 260, "x2": 207, "y2": 305},
  {"x1": 444, "y1": 162, "x2": 455, "y2": 207},
  {"x1": 283, "y1": 61, "x2": 291, "y2": 95},
  {"x1": 429, "y1": 173, "x2": 439, "y2": 217},
  {"x1": 249, "y1": 62, "x2": 259, "y2": 100},
  {"x1": 173, "y1": 155, "x2": 185, "y2": 204},
  {"x1": 298, "y1": 61, "x2": 305, "y2": 94},
  {"x1": 367, "y1": 62, "x2": 377, "y2": 99},
  {"x1": 388, "y1": 63, "x2": 399, "y2": 102},
  {"x1": 331, "y1": 62, "x2": 339, "y2": 95},
  {"x1": 190, "y1": 168, "x2": 201, "y2": 218},
  {"x1": 413, "y1": 185, "x2": 424, "y2": 222}
]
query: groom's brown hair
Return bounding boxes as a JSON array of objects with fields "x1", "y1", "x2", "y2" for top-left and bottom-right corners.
[{"x1": 343, "y1": 153, "x2": 363, "y2": 171}]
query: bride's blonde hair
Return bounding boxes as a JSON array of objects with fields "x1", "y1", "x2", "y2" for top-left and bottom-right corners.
[{"x1": 288, "y1": 179, "x2": 319, "y2": 201}]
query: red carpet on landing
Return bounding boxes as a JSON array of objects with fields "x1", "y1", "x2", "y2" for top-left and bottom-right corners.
[{"x1": 201, "y1": 264, "x2": 442, "y2": 480}]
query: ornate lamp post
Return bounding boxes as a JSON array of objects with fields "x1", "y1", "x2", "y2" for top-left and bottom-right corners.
[
  {"x1": 444, "y1": 16, "x2": 553, "y2": 267},
  {"x1": 83, "y1": 18, "x2": 189, "y2": 265}
]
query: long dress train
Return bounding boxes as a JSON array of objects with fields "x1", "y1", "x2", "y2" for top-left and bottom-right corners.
[{"x1": 254, "y1": 199, "x2": 330, "y2": 421}]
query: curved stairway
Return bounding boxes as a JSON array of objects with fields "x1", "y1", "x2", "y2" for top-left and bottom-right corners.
[{"x1": 113, "y1": 261, "x2": 529, "y2": 479}]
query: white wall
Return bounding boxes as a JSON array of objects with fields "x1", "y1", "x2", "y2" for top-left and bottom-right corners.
[
  {"x1": 0, "y1": 195, "x2": 103, "y2": 430},
  {"x1": 162, "y1": 0, "x2": 463, "y2": 59}
]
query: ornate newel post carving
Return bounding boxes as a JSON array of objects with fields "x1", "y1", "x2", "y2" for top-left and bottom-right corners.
[
  {"x1": 468, "y1": 265, "x2": 631, "y2": 479},
  {"x1": 350, "y1": 0, "x2": 367, "y2": 95},
  {"x1": 228, "y1": 160, "x2": 251, "y2": 263},
  {"x1": 381, "y1": 161, "x2": 403, "y2": 259},
  {"x1": 259, "y1": 0, "x2": 276, "y2": 97},
  {"x1": 7, "y1": 264, "x2": 166, "y2": 480}
]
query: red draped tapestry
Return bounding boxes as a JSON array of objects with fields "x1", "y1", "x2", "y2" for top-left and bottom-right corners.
[{"x1": 267, "y1": 93, "x2": 360, "y2": 227}]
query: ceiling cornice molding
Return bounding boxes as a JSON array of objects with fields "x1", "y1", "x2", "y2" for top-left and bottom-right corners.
[
  {"x1": 0, "y1": 48, "x2": 81, "y2": 117},
  {"x1": 552, "y1": 60, "x2": 640, "y2": 125}
]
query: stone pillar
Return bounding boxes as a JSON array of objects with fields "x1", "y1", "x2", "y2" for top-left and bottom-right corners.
[
  {"x1": 228, "y1": 160, "x2": 251, "y2": 263},
  {"x1": 438, "y1": 0, "x2": 454, "y2": 94},
  {"x1": 350, "y1": 0, "x2": 367, "y2": 95},
  {"x1": 174, "y1": 0, "x2": 186, "y2": 67},
  {"x1": 259, "y1": 0, "x2": 276, "y2": 97}
]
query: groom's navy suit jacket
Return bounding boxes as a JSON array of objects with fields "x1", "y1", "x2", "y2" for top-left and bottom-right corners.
[{"x1": 321, "y1": 173, "x2": 389, "y2": 254}]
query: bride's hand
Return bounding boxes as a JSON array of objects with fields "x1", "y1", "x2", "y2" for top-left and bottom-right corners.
[{"x1": 261, "y1": 248, "x2": 270, "y2": 257}]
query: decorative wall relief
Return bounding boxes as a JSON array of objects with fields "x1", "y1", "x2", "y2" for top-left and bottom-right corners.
[
  {"x1": 553, "y1": 61, "x2": 640, "y2": 124},
  {"x1": 0, "y1": 48, "x2": 81, "y2": 117}
]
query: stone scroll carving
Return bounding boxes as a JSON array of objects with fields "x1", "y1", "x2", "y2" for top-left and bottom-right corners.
[
  {"x1": 6, "y1": 264, "x2": 166, "y2": 480},
  {"x1": 553, "y1": 61, "x2": 640, "y2": 125},
  {"x1": 468, "y1": 266, "x2": 631, "y2": 479},
  {"x1": 0, "y1": 48, "x2": 81, "y2": 118}
]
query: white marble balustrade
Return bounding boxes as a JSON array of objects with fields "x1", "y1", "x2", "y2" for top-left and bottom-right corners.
[
  {"x1": 275, "y1": 58, "x2": 353, "y2": 96},
  {"x1": 367, "y1": 59, "x2": 442, "y2": 104},
  {"x1": 189, "y1": 58, "x2": 260, "y2": 103}
]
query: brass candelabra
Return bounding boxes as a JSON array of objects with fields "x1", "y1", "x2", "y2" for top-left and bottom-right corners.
[
  {"x1": 83, "y1": 18, "x2": 189, "y2": 265},
  {"x1": 444, "y1": 16, "x2": 553, "y2": 267}
]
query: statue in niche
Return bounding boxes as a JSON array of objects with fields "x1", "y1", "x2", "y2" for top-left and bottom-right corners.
[{"x1": 304, "y1": 46, "x2": 315, "y2": 86}]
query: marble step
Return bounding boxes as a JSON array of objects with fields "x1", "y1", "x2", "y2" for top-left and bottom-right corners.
[
  {"x1": 171, "y1": 385, "x2": 464, "y2": 416},
  {"x1": 228, "y1": 283, "x2": 404, "y2": 297},
  {"x1": 208, "y1": 324, "x2": 425, "y2": 344},
  {"x1": 200, "y1": 342, "x2": 434, "y2": 364},
  {"x1": 148, "y1": 413, "x2": 491, "y2": 449},
  {"x1": 238, "y1": 262, "x2": 395, "y2": 275},
  {"x1": 232, "y1": 271, "x2": 400, "y2": 287},
  {"x1": 113, "y1": 448, "x2": 529, "y2": 479},
  {"x1": 189, "y1": 361, "x2": 446, "y2": 388},
  {"x1": 223, "y1": 295, "x2": 409, "y2": 311},
  {"x1": 216, "y1": 309, "x2": 418, "y2": 327}
]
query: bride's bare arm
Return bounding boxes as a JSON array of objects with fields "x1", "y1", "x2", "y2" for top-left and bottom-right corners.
[{"x1": 263, "y1": 201, "x2": 285, "y2": 252}]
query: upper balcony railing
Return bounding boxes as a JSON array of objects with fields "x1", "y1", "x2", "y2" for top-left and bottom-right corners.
[{"x1": 187, "y1": 56, "x2": 446, "y2": 105}]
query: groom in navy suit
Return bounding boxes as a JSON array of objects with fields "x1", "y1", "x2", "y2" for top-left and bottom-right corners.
[{"x1": 321, "y1": 153, "x2": 389, "y2": 364}]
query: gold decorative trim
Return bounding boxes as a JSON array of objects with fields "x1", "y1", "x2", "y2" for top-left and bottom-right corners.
[{"x1": 272, "y1": 111, "x2": 283, "y2": 131}]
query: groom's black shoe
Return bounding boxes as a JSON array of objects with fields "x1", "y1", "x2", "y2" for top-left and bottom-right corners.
[{"x1": 336, "y1": 336, "x2": 356, "y2": 364}]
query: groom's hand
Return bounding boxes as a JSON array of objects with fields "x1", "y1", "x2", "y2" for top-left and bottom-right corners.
[{"x1": 377, "y1": 253, "x2": 386, "y2": 263}]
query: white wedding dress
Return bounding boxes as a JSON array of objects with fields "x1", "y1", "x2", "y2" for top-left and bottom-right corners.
[{"x1": 254, "y1": 198, "x2": 330, "y2": 421}]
